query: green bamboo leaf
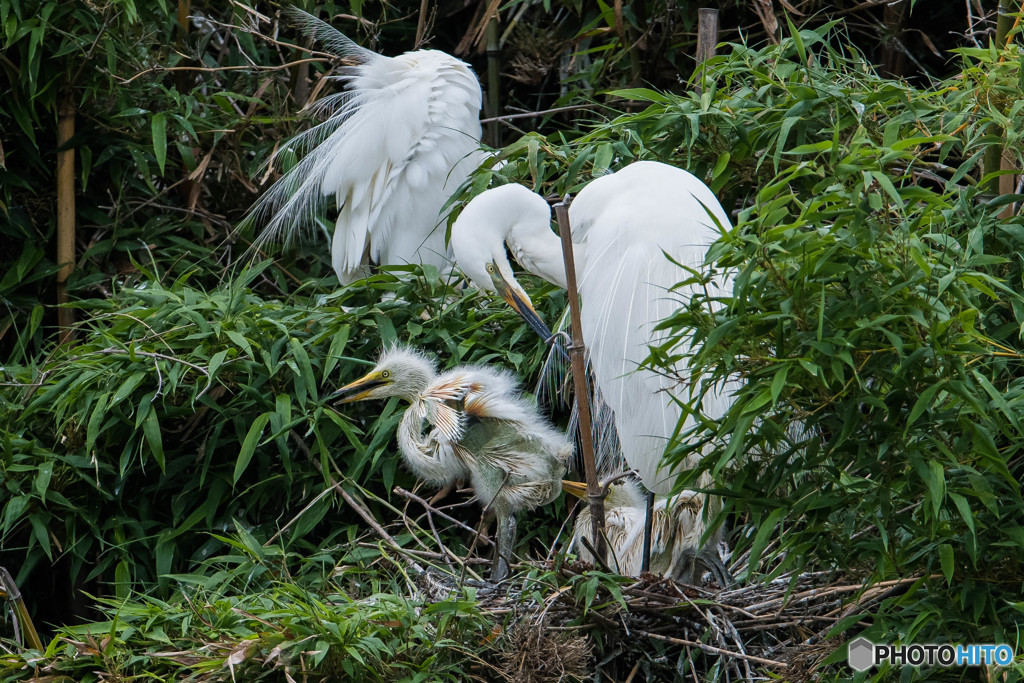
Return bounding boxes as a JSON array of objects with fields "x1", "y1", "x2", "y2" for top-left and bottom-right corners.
[
  {"x1": 527, "y1": 137, "x2": 539, "y2": 182},
  {"x1": 746, "y1": 507, "x2": 784, "y2": 577},
  {"x1": 741, "y1": 388, "x2": 774, "y2": 416},
  {"x1": 907, "y1": 381, "x2": 944, "y2": 428},
  {"x1": 33, "y1": 461, "x2": 52, "y2": 499},
  {"x1": 234, "y1": 412, "x2": 271, "y2": 484},
  {"x1": 770, "y1": 365, "x2": 790, "y2": 405},
  {"x1": 273, "y1": 393, "x2": 292, "y2": 459},
  {"x1": 324, "y1": 325, "x2": 350, "y2": 380},
  {"x1": 225, "y1": 330, "x2": 254, "y2": 357},
  {"x1": 785, "y1": 15, "x2": 806, "y2": 67},
  {"x1": 938, "y1": 543, "x2": 954, "y2": 584},
  {"x1": 110, "y1": 372, "x2": 147, "y2": 408},
  {"x1": 2, "y1": 495, "x2": 30, "y2": 535},
  {"x1": 773, "y1": 117, "x2": 799, "y2": 169},
  {"x1": 917, "y1": 459, "x2": 945, "y2": 518},
  {"x1": 870, "y1": 171, "x2": 903, "y2": 206},
  {"x1": 208, "y1": 348, "x2": 229, "y2": 379},
  {"x1": 606, "y1": 88, "x2": 670, "y2": 103},
  {"x1": 152, "y1": 112, "x2": 167, "y2": 174},
  {"x1": 114, "y1": 560, "x2": 131, "y2": 599},
  {"x1": 85, "y1": 393, "x2": 110, "y2": 456},
  {"x1": 948, "y1": 492, "x2": 976, "y2": 541},
  {"x1": 786, "y1": 140, "x2": 833, "y2": 155},
  {"x1": 155, "y1": 540, "x2": 174, "y2": 589},
  {"x1": 29, "y1": 514, "x2": 52, "y2": 560},
  {"x1": 711, "y1": 151, "x2": 731, "y2": 179},
  {"x1": 890, "y1": 135, "x2": 954, "y2": 151},
  {"x1": 289, "y1": 337, "x2": 316, "y2": 406},
  {"x1": 593, "y1": 144, "x2": 613, "y2": 176},
  {"x1": 142, "y1": 409, "x2": 165, "y2": 471}
]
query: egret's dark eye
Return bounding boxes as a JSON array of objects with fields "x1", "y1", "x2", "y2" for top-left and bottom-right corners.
[
  {"x1": 381, "y1": 370, "x2": 391, "y2": 379},
  {"x1": 486, "y1": 264, "x2": 495, "y2": 273}
]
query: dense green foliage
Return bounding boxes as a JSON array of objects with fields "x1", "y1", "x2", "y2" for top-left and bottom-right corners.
[
  {"x1": 1, "y1": 261, "x2": 560, "y2": 591},
  {"x1": 3, "y1": 539, "x2": 499, "y2": 681},
  {"x1": 2, "y1": 0, "x2": 1023, "y2": 680},
  {"x1": 481, "y1": 27, "x2": 1024, "y2": 663},
  {"x1": 649, "y1": 29, "x2": 1024, "y2": 666}
]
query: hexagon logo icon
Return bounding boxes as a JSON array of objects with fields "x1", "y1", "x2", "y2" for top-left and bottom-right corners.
[{"x1": 848, "y1": 637, "x2": 875, "y2": 672}]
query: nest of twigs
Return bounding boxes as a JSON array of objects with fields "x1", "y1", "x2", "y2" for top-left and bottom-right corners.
[
  {"x1": 345, "y1": 482, "x2": 925, "y2": 682},
  {"x1": 499, "y1": 621, "x2": 591, "y2": 683}
]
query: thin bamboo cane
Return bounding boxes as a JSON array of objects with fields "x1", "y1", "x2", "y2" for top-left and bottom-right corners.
[
  {"x1": 554, "y1": 202, "x2": 606, "y2": 563},
  {"x1": 56, "y1": 91, "x2": 76, "y2": 346}
]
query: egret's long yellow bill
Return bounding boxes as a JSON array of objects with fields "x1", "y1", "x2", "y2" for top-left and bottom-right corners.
[
  {"x1": 489, "y1": 261, "x2": 553, "y2": 341},
  {"x1": 329, "y1": 369, "x2": 390, "y2": 404},
  {"x1": 561, "y1": 480, "x2": 589, "y2": 499}
]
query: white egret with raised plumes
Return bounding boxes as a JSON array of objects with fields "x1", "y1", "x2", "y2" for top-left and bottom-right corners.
[{"x1": 245, "y1": 8, "x2": 484, "y2": 284}]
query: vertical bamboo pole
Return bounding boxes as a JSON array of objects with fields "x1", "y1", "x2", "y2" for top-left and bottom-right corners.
[
  {"x1": 985, "y1": 0, "x2": 1016, "y2": 205},
  {"x1": 554, "y1": 202, "x2": 606, "y2": 563},
  {"x1": 696, "y1": 9, "x2": 718, "y2": 64},
  {"x1": 293, "y1": 40, "x2": 311, "y2": 107},
  {"x1": 641, "y1": 491, "x2": 654, "y2": 571},
  {"x1": 695, "y1": 8, "x2": 719, "y2": 95},
  {"x1": 175, "y1": 0, "x2": 191, "y2": 93},
  {"x1": 879, "y1": 0, "x2": 907, "y2": 78},
  {"x1": 56, "y1": 92, "x2": 76, "y2": 345},
  {"x1": 415, "y1": 0, "x2": 429, "y2": 46},
  {"x1": 485, "y1": 17, "x2": 500, "y2": 148},
  {"x1": 997, "y1": 0, "x2": 1016, "y2": 218}
]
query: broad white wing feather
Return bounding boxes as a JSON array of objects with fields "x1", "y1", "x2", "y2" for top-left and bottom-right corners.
[
  {"x1": 574, "y1": 161, "x2": 735, "y2": 495},
  {"x1": 246, "y1": 12, "x2": 483, "y2": 284}
]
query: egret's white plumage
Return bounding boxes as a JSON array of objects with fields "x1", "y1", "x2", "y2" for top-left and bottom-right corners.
[
  {"x1": 332, "y1": 346, "x2": 572, "y2": 580},
  {"x1": 246, "y1": 9, "x2": 484, "y2": 284},
  {"x1": 452, "y1": 161, "x2": 736, "y2": 494},
  {"x1": 451, "y1": 160, "x2": 737, "y2": 580},
  {"x1": 571, "y1": 162, "x2": 734, "y2": 494}
]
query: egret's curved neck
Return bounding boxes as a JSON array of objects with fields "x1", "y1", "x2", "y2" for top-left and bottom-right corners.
[
  {"x1": 506, "y1": 224, "x2": 583, "y2": 289},
  {"x1": 396, "y1": 401, "x2": 465, "y2": 486}
]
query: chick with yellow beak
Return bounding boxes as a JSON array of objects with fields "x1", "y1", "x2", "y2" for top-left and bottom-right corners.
[{"x1": 332, "y1": 346, "x2": 572, "y2": 581}]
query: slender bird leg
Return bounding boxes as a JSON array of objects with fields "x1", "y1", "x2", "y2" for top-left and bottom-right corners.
[
  {"x1": 641, "y1": 489, "x2": 655, "y2": 572},
  {"x1": 491, "y1": 512, "x2": 516, "y2": 582}
]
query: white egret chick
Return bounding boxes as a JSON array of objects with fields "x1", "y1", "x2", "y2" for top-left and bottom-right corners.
[
  {"x1": 562, "y1": 479, "x2": 730, "y2": 585},
  {"x1": 332, "y1": 347, "x2": 572, "y2": 580},
  {"x1": 245, "y1": 9, "x2": 484, "y2": 284}
]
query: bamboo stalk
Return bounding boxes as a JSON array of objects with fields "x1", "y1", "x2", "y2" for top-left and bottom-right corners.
[
  {"x1": 0, "y1": 567, "x2": 44, "y2": 651},
  {"x1": 999, "y1": 149, "x2": 1016, "y2": 220},
  {"x1": 56, "y1": 91, "x2": 76, "y2": 346},
  {"x1": 695, "y1": 8, "x2": 719, "y2": 95},
  {"x1": 175, "y1": 0, "x2": 191, "y2": 93},
  {"x1": 484, "y1": 17, "x2": 500, "y2": 147},
  {"x1": 985, "y1": 0, "x2": 1016, "y2": 196},
  {"x1": 554, "y1": 202, "x2": 606, "y2": 563},
  {"x1": 696, "y1": 9, "x2": 719, "y2": 65},
  {"x1": 415, "y1": 0, "x2": 429, "y2": 46},
  {"x1": 996, "y1": 0, "x2": 1017, "y2": 217}
]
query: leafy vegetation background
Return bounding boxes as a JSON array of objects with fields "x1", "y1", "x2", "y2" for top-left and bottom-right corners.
[{"x1": 1, "y1": 0, "x2": 1023, "y2": 680}]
